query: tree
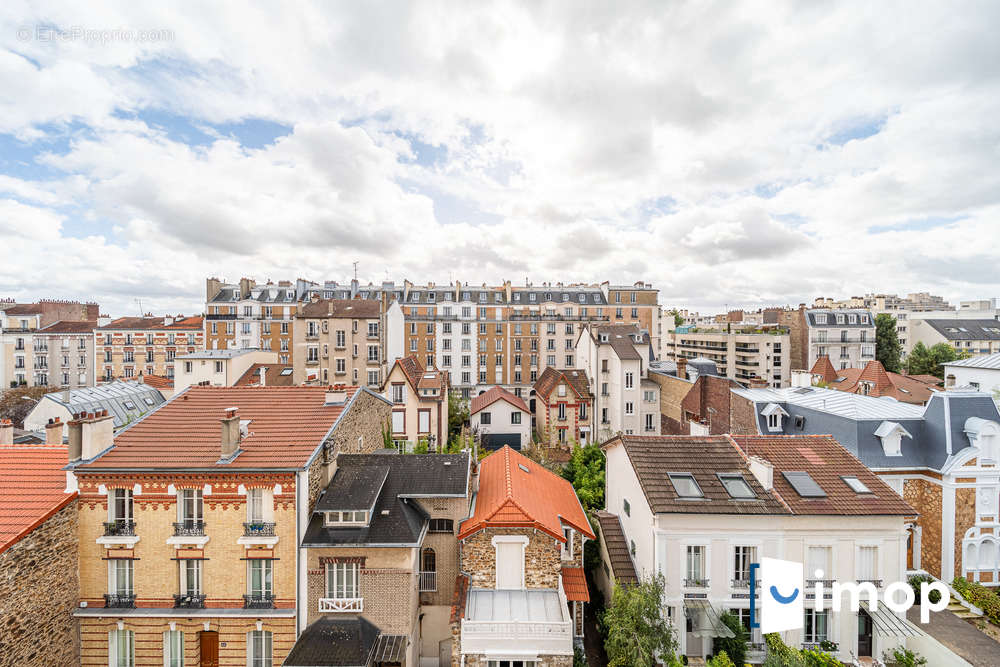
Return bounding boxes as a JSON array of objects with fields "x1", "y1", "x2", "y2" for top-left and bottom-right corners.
[
  {"x1": 875, "y1": 313, "x2": 902, "y2": 373},
  {"x1": 447, "y1": 390, "x2": 469, "y2": 442},
  {"x1": 668, "y1": 308, "x2": 684, "y2": 328},
  {"x1": 905, "y1": 341, "x2": 969, "y2": 379},
  {"x1": 602, "y1": 573, "x2": 679, "y2": 667},
  {"x1": 562, "y1": 441, "x2": 605, "y2": 513},
  {"x1": 712, "y1": 612, "x2": 748, "y2": 665}
]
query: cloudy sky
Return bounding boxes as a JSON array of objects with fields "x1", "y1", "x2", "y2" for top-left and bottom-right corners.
[{"x1": 2, "y1": 2, "x2": 999, "y2": 317}]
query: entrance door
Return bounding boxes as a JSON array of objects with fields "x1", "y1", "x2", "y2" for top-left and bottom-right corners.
[
  {"x1": 685, "y1": 614, "x2": 702, "y2": 658},
  {"x1": 200, "y1": 630, "x2": 219, "y2": 667},
  {"x1": 857, "y1": 611, "x2": 873, "y2": 657}
]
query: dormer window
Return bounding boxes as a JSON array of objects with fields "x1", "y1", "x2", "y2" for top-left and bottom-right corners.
[
  {"x1": 815, "y1": 314, "x2": 827, "y2": 324},
  {"x1": 836, "y1": 314, "x2": 845, "y2": 324},
  {"x1": 875, "y1": 421, "x2": 912, "y2": 457},
  {"x1": 762, "y1": 403, "x2": 789, "y2": 432},
  {"x1": 324, "y1": 510, "x2": 368, "y2": 526}
]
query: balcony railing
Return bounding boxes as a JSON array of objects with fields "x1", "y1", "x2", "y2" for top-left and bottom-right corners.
[
  {"x1": 419, "y1": 571, "x2": 437, "y2": 592},
  {"x1": 319, "y1": 597, "x2": 363, "y2": 612},
  {"x1": 683, "y1": 578, "x2": 710, "y2": 588},
  {"x1": 104, "y1": 520, "x2": 136, "y2": 536},
  {"x1": 731, "y1": 578, "x2": 761, "y2": 589},
  {"x1": 243, "y1": 593, "x2": 275, "y2": 609},
  {"x1": 460, "y1": 618, "x2": 573, "y2": 653},
  {"x1": 173, "y1": 593, "x2": 206, "y2": 609},
  {"x1": 104, "y1": 593, "x2": 136, "y2": 608},
  {"x1": 243, "y1": 522, "x2": 276, "y2": 537},
  {"x1": 173, "y1": 520, "x2": 206, "y2": 536},
  {"x1": 806, "y1": 578, "x2": 836, "y2": 587},
  {"x1": 856, "y1": 578, "x2": 883, "y2": 588},
  {"x1": 802, "y1": 641, "x2": 838, "y2": 652}
]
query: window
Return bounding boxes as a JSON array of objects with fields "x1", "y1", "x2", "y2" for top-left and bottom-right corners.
[
  {"x1": 842, "y1": 476, "x2": 872, "y2": 493},
  {"x1": 858, "y1": 546, "x2": 878, "y2": 581},
  {"x1": 391, "y1": 411, "x2": 405, "y2": 434},
  {"x1": 110, "y1": 488, "x2": 133, "y2": 522},
  {"x1": 669, "y1": 473, "x2": 704, "y2": 498},
  {"x1": 511, "y1": 411, "x2": 521, "y2": 425},
  {"x1": 335, "y1": 330, "x2": 346, "y2": 347},
  {"x1": 429, "y1": 518, "x2": 454, "y2": 533},
  {"x1": 686, "y1": 545, "x2": 706, "y2": 583},
  {"x1": 247, "y1": 488, "x2": 265, "y2": 523},
  {"x1": 803, "y1": 609, "x2": 829, "y2": 644},
  {"x1": 624, "y1": 401, "x2": 634, "y2": 415},
  {"x1": 178, "y1": 489, "x2": 203, "y2": 525},
  {"x1": 163, "y1": 630, "x2": 183, "y2": 667},
  {"x1": 558, "y1": 403, "x2": 567, "y2": 420},
  {"x1": 109, "y1": 558, "x2": 133, "y2": 596},
  {"x1": 579, "y1": 403, "x2": 587, "y2": 420},
  {"x1": 248, "y1": 559, "x2": 273, "y2": 599},
  {"x1": 767, "y1": 413, "x2": 779, "y2": 430},
  {"x1": 808, "y1": 546, "x2": 831, "y2": 580},
  {"x1": 643, "y1": 390, "x2": 655, "y2": 402},
  {"x1": 109, "y1": 629, "x2": 134, "y2": 667},
  {"x1": 391, "y1": 384, "x2": 405, "y2": 403},
  {"x1": 625, "y1": 371, "x2": 634, "y2": 389},
  {"x1": 562, "y1": 526, "x2": 574, "y2": 558},
  {"x1": 324, "y1": 510, "x2": 368, "y2": 525},
  {"x1": 480, "y1": 412, "x2": 491, "y2": 425},
  {"x1": 326, "y1": 562, "x2": 359, "y2": 599},
  {"x1": 733, "y1": 546, "x2": 757, "y2": 585},
  {"x1": 487, "y1": 661, "x2": 537, "y2": 667},
  {"x1": 719, "y1": 474, "x2": 755, "y2": 499},
  {"x1": 180, "y1": 559, "x2": 202, "y2": 595},
  {"x1": 645, "y1": 414, "x2": 654, "y2": 431},
  {"x1": 623, "y1": 498, "x2": 630, "y2": 517},
  {"x1": 247, "y1": 630, "x2": 272, "y2": 667}
]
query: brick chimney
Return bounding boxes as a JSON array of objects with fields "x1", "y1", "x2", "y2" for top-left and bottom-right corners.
[
  {"x1": 45, "y1": 417, "x2": 63, "y2": 445},
  {"x1": 258, "y1": 367, "x2": 267, "y2": 387},
  {"x1": 67, "y1": 410, "x2": 114, "y2": 462},
  {"x1": 676, "y1": 357, "x2": 688, "y2": 380},
  {"x1": 220, "y1": 407, "x2": 241, "y2": 459},
  {"x1": 0, "y1": 419, "x2": 13, "y2": 446},
  {"x1": 324, "y1": 384, "x2": 348, "y2": 405}
]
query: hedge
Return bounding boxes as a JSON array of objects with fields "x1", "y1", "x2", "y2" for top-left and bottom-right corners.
[{"x1": 952, "y1": 577, "x2": 1000, "y2": 625}]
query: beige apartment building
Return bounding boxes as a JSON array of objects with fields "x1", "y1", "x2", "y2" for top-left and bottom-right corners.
[
  {"x1": 31, "y1": 320, "x2": 99, "y2": 389},
  {"x1": 173, "y1": 348, "x2": 280, "y2": 392},
  {"x1": 96, "y1": 316, "x2": 204, "y2": 382},
  {"x1": 1, "y1": 300, "x2": 100, "y2": 389},
  {"x1": 663, "y1": 329, "x2": 790, "y2": 388},
  {"x1": 293, "y1": 299, "x2": 384, "y2": 388}
]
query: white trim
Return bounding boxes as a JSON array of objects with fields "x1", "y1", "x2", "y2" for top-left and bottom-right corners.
[{"x1": 492, "y1": 535, "x2": 529, "y2": 590}]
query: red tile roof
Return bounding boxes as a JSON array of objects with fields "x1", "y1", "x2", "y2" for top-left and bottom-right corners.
[
  {"x1": 532, "y1": 367, "x2": 592, "y2": 400},
  {"x1": 810, "y1": 355, "x2": 839, "y2": 384},
  {"x1": 594, "y1": 511, "x2": 638, "y2": 585},
  {"x1": 76, "y1": 385, "x2": 364, "y2": 470},
  {"x1": 37, "y1": 320, "x2": 98, "y2": 334},
  {"x1": 813, "y1": 359, "x2": 939, "y2": 404},
  {"x1": 470, "y1": 386, "x2": 529, "y2": 415},
  {"x1": 97, "y1": 316, "x2": 202, "y2": 331},
  {"x1": 141, "y1": 374, "x2": 174, "y2": 390},
  {"x1": 457, "y1": 446, "x2": 594, "y2": 542},
  {"x1": 234, "y1": 364, "x2": 295, "y2": 387},
  {"x1": 0, "y1": 445, "x2": 76, "y2": 553},
  {"x1": 561, "y1": 567, "x2": 590, "y2": 602}
]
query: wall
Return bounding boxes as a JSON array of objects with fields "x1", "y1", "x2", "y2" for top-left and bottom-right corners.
[
  {"x1": 460, "y1": 527, "x2": 562, "y2": 589},
  {"x1": 0, "y1": 500, "x2": 79, "y2": 667},
  {"x1": 903, "y1": 477, "x2": 944, "y2": 579},
  {"x1": 648, "y1": 372, "x2": 692, "y2": 434},
  {"x1": 472, "y1": 399, "x2": 531, "y2": 449},
  {"x1": 173, "y1": 350, "x2": 278, "y2": 392},
  {"x1": 954, "y1": 486, "x2": 977, "y2": 580},
  {"x1": 604, "y1": 442, "x2": 656, "y2": 579}
]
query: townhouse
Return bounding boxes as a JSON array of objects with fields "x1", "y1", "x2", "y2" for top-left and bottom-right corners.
[
  {"x1": 807, "y1": 356, "x2": 940, "y2": 405},
  {"x1": 69, "y1": 383, "x2": 390, "y2": 667},
  {"x1": 777, "y1": 307, "x2": 875, "y2": 372},
  {"x1": 293, "y1": 298, "x2": 384, "y2": 389},
  {"x1": 576, "y1": 324, "x2": 661, "y2": 440},
  {"x1": 383, "y1": 355, "x2": 450, "y2": 451},
  {"x1": 451, "y1": 446, "x2": 595, "y2": 667},
  {"x1": 662, "y1": 328, "x2": 790, "y2": 388},
  {"x1": 173, "y1": 349, "x2": 280, "y2": 392},
  {"x1": 531, "y1": 366, "x2": 594, "y2": 451},
  {"x1": 23, "y1": 380, "x2": 166, "y2": 438},
  {"x1": 944, "y1": 352, "x2": 1000, "y2": 395},
  {"x1": 286, "y1": 451, "x2": 472, "y2": 667},
  {"x1": 470, "y1": 386, "x2": 531, "y2": 451},
  {"x1": 96, "y1": 316, "x2": 204, "y2": 382},
  {"x1": 598, "y1": 433, "x2": 923, "y2": 664}
]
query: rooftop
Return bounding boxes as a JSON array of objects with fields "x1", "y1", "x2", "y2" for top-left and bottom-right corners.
[
  {"x1": 810, "y1": 357, "x2": 940, "y2": 405},
  {"x1": 176, "y1": 348, "x2": 265, "y2": 359},
  {"x1": 0, "y1": 445, "x2": 76, "y2": 553},
  {"x1": 283, "y1": 616, "x2": 390, "y2": 667},
  {"x1": 36, "y1": 320, "x2": 98, "y2": 334},
  {"x1": 97, "y1": 315, "x2": 203, "y2": 331},
  {"x1": 594, "y1": 511, "x2": 637, "y2": 585},
  {"x1": 920, "y1": 319, "x2": 1000, "y2": 341},
  {"x1": 944, "y1": 352, "x2": 1000, "y2": 369},
  {"x1": 37, "y1": 381, "x2": 166, "y2": 429},
  {"x1": 732, "y1": 385, "x2": 925, "y2": 420},
  {"x1": 470, "y1": 386, "x2": 529, "y2": 415},
  {"x1": 233, "y1": 364, "x2": 295, "y2": 387},
  {"x1": 298, "y1": 298, "x2": 381, "y2": 319},
  {"x1": 532, "y1": 367, "x2": 592, "y2": 400}
]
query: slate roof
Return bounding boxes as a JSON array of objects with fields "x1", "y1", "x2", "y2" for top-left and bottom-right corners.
[
  {"x1": 806, "y1": 309, "x2": 874, "y2": 328},
  {"x1": 234, "y1": 364, "x2": 295, "y2": 387},
  {"x1": 607, "y1": 435, "x2": 789, "y2": 515},
  {"x1": 75, "y1": 386, "x2": 369, "y2": 470},
  {"x1": 458, "y1": 446, "x2": 594, "y2": 541},
  {"x1": 36, "y1": 320, "x2": 97, "y2": 334},
  {"x1": 37, "y1": 381, "x2": 165, "y2": 429},
  {"x1": 283, "y1": 616, "x2": 382, "y2": 667},
  {"x1": 594, "y1": 511, "x2": 637, "y2": 585},
  {"x1": 945, "y1": 353, "x2": 1000, "y2": 369},
  {"x1": 298, "y1": 299, "x2": 380, "y2": 319},
  {"x1": 593, "y1": 325, "x2": 646, "y2": 360},
  {"x1": 0, "y1": 445, "x2": 76, "y2": 552},
  {"x1": 532, "y1": 367, "x2": 592, "y2": 400},
  {"x1": 471, "y1": 386, "x2": 529, "y2": 414},
  {"x1": 921, "y1": 320, "x2": 1000, "y2": 341},
  {"x1": 303, "y1": 452, "x2": 470, "y2": 547},
  {"x1": 732, "y1": 435, "x2": 916, "y2": 516}
]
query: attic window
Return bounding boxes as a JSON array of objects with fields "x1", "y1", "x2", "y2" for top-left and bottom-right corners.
[
  {"x1": 718, "y1": 474, "x2": 756, "y2": 499},
  {"x1": 324, "y1": 510, "x2": 368, "y2": 526},
  {"x1": 518, "y1": 463, "x2": 530, "y2": 473},
  {"x1": 668, "y1": 473, "x2": 704, "y2": 499},
  {"x1": 143, "y1": 397, "x2": 155, "y2": 406},
  {"x1": 123, "y1": 400, "x2": 137, "y2": 410},
  {"x1": 842, "y1": 476, "x2": 872, "y2": 494},
  {"x1": 280, "y1": 368, "x2": 293, "y2": 376},
  {"x1": 782, "y1": 471, "x2": 826, "y2": 498}
]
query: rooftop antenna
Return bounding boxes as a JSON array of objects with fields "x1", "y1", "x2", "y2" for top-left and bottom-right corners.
[
  {"x1": 135, "y1": 298, "x2": 143, "y2": 316},
  {"x1": 353, "y1": 261, "x2": 358, "y2": 281}
]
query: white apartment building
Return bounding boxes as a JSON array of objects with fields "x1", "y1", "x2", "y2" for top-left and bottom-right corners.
[
  {"x1": 663, "y1": 329, "x2": 790, "y2": 388},
  {"x1": 805, "y1": 309, "x2": 876, "y2": 371},
  {"x1": 576, "y1": 324, "x2": 660, "y2": 440},
  {"x1": 943, "y1": 353, "x2": 1000, "y2": 395},
  {"x1": 0, "y1": 307, "x2": 41, "y2": 388},
  {"x1": 173, "y1": 348, "x2": 280, "y2": 392}
]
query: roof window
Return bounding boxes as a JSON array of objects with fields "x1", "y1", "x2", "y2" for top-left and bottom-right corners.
[
  {"x1": 668, "y1": 473, "x2": 704, "y2": 499},
  {"x1": 719, "y1": 474, "x2": 756, "y2": 499},
  {"x1": 782, "y1": 471, "x2": 826, "y2": 497},
  {"x1": 841, "y1": 476, "x2": 872, "y2": 494}
]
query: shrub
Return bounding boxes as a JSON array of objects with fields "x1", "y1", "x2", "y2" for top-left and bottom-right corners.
[
  {"x1": 712, "y1": 612, "x2": 748, "y2": 666},
  {"x1": 801, "y1": 648, "x2": 841, "y2": 666},
  {"x1": 952, "y1": 576, "x2": 1000, "y2": 625},
  {"x1": 908, "y1": 574, "x2": 941, "y2": 604},
  {"x1": 762, "y1": 633, "x2": 839, "y2": 667},
  {"x1": 882, "y1": 647, "x2": 927, "y2": 666},
  {"x1": 706, "y1": 652, "x2": 735, "y2": 667}
]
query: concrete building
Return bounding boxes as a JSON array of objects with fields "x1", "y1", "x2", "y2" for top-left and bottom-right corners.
[
  {"x1": 470, "y1": 386, "x2": 531, "y2": 451},
  {"x1": 909, "y1": 319, "x2": 1000, "y2": 358},
  {"x1": 779, "y1": 307, "x2": 875, "y2": 372},
  {"x1": 1, "y1": 302, "x2": 100, "y2": 389},
  {"x1": 576, "y1": 324, "x2": 660, "y2": 440},
  {"x1": 30, "y1": 320, "x2": 98, "y2": 389},
  {"x1": 173, "y1": 348, "x2": 280, "y2": 392},
  {"x1": 293, "y1": 298, "x2": 384, "y2": 389},
  {"x1": 23, "y1": 380, "x2": 166, "y2": 438},
  {"x1": 383, "y1": 355, "x2": 450, "y2": 451},
  {"x1": 96, "y1": 315, "x2": 204, "y2": 382},
  {"x1": 943, "y1": 353, "x2": 1000, "y2": 396},
  {"x1": 662, "y1": 328, "x2": 790, "y2": 388}
]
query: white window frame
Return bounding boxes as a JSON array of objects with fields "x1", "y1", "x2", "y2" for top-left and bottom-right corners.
[
  {"x1": 492, "y1": 535, "x2": 529, "y2": 590},
  {"x1": 163, "y1": 629, "x2": 183, "y2": 667},
  {"x1": 247, "y1": 630, "x2": 272, "y2": 667},
  {"x1": 325, "y1": 562, "x2": 360, "y2": 599},
  {"x1": 109, "y1": 628, "x2": 135, "y2": 667},
  {"x1": 180, "y1": 558, "x2": 202, "y2": 595}
]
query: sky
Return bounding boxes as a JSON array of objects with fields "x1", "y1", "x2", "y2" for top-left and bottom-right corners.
[{"x1": 2, "y1": 2, "x2": 999, "y2": 318}]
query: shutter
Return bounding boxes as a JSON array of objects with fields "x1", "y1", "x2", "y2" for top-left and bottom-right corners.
[
  {"x1": 392, "y1": 412, "x2": 405, "y2": 433},
  {"x1": 419, "y1": 411, "x2": 430, "y2": 432},
  {"x1": 496, "y1": 542, "x2": 523, "y2": 589}
]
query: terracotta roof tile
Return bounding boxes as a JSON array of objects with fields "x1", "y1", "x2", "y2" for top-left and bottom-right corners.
[
  {"x1": 532, "y1": 367, "x2": 592, "y2": 400},
  {"x1": 819, "y1": 360, "x2": 939, "y2": 404},
  {"x1": 561, "y1": 567, "x2": 590, "y2": 602},
  {"x1": 234, "y1": 364, "x2": 295, "y2": 387},
  {"x1": 0, "y1": 445, "x2": 76, "y2": 552},
  {"x1": 37, "y1": 320, "x2": 98, "y2": 334},
  {"x1": 298, "y1": 299, "x2": 380, "y2": 319},
  {"x1": 810, "y1": 355, "x2": 839, "y2": 384},
  {"x1": 141, "y1": 374, "x2": 174, "y2": 390},
  {"x1": 470, "y1": 386, "x2": 529, "y2": 414},
  {"x1": 594, "y1": 511, "x2": 637, "y2": 585},
  {"x1": 98, "y1": 316, "x2": 202, "y2": 331}
]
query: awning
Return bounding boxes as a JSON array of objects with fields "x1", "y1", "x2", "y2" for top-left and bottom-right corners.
[
  {"x1": 860, "y1": 602, "x2": 925, "y2": 637},
  {"x1": 368, "y1": 634, "x2": 407, "y2": 664},
  {"x1": 561, "y1": 567, "x2": 590, "y2": 602},
  {"x1": 684, "y1": 599, "x2": 735, "y2": 639}
]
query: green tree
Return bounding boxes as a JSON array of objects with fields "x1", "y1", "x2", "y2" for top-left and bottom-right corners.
[
  {"x1": 712, "y1": 612, "x2": 748, "y2": 666},
  {"x1": 875, "y1": 313, "x2": 903, "y2": 373},
  {"x1": 668, "y1": 308, "x2": 684, "y2": 328},
  {"x1": 562, "y1": 442, "x2": 605, "y2": 513},
  {"x1": 905, "y1": 341, "x2": 968, "y2": 379},
  {"x1": 447, "y1": 390, "x2": 469, "y2": 441},
  {"x1": 602, "y1": 573, "x2": 679, "y2": 667}
]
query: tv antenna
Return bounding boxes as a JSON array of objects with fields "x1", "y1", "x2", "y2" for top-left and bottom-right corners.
[
  {"x1": 135, "y1": 298, "x2": 143, "y2": 316},
  {"x1": 353, "y1": 261, "x2": 358, "y2": 281}
]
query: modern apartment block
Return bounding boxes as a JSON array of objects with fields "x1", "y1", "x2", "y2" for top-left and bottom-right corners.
[
  {"x1": 292, "y1": 299, "x2": 384, "y2": 388},
  {"x1": 779, "y1": 307, "x2": 875, "y2": 371},
  {"x1": 96, "y1": 315, "x2": 204, "y2": 382},
  {"x1": 662, "y1": 329, "x2": 790, "y2": 388}
]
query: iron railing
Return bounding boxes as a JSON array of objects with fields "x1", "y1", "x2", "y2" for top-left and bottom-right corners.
[
  {"x1": 104, "y1": 593, "x2": 136, "y2": 608},
  {"x1": 173, "y1": 520, "x2": 206, "y2": 536},
  {"x1": 103, "y1": 520, "x2": 136, "y2": 536},
  {"x1": 243, "y1": 522, "x2": 276, "y2": 537},
  {"x1": 173, "y1": 593, "x2": 206, "y2": 608},
  {"x1": 243, "y1": 593, "x2": 274, "y2": 609}
]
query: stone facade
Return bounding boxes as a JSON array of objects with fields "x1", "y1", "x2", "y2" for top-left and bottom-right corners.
[
  {"x1": 904, "y1": 477, "x2": 943, "y2": 578},
  {"x1": 954, "y1": 487, "x2": 978, "y2": 580},
  {"x1": 462, "y1": 654, "x2": 572, "y2": 667},
  {"x1": 460, "y1": 527, "x2": 562, "y2": 589},
  {"x1": 0, "y1": 500, "x2": 79, "y2": 667}
]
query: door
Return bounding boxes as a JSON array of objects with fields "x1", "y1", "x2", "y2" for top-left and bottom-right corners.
[
  {"x1": 857, "y1": 611, "x2": 873, "y2": 657},
  {"x1": 906, "y1": 530, "x2": 915, "y2": 570},
  {"x1": 199, "y1": 630, "x2": 219, "y2": 667},
  {"x1": 495, "y1": 542, "x2": 523, "y2": 589}
]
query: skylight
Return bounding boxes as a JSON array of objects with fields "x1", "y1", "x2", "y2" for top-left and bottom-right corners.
[
  {"x1": 719, "y1": 474, "x2": 756, "y2": 499},
  {"x1": 842, "y1": 476, "x2": 872, "y2": 493},
  {"x1": 782, "y1": 471, "x2": 827, "y2": 497},
  {"x1": 518, "y1": 463, "x2": 530, "y2": 473},
  {"x1": 280, "y1": 368, "x2": 293, "y2": 375},
  {"x1": 668, "y1": 473, "x2": 704, "y2": 498}
]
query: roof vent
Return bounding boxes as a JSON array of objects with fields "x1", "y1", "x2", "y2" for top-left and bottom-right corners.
[{"x1": 380, "y1": 509, "x2": 390, "y2": 516}]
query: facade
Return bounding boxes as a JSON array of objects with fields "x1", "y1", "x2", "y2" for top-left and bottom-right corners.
[
  {"x1": 0, "y1": 422, "x2": 79, "y2": 667},
  {"x1": 173, "y1": 348, "x2": 280, "y2": 392},
  {"x1": 808, "y1": 356, "x2": 940, "y2": 405},
  {"x1": 470, "y1": 386, "x2": 531, "y2": 451},
  {"x1": 23, "y1": 380, "x2": 166, "y2": 438},
  {"x1": 69, "y1": 384, "x2": 391, "y2": 667},
  {"x1": 96, "y1": 316, "x2": 204, "y2": 382},
  {"x1": 293, "y1": 298, "x2": 384, "y2": 389},
  {"x1": 600, "y1": 433, "x2": 918, "y2": 664},
  {"x1": 780, "y1": 308, "x2": 876, "y2": 371},
  {"x1": 909, "y1": 319, "x2": 1000, "y2": 358},
  {"x1": 383, "y1": 355, "x2": 450, "y2": 451},
  {"x1": 0, "y1": 302, "x2": 97, "y2": 389},
  {"x1": 287, "y1": 452, "x2": 472, "y2": 667},
  {"x1": 29, "y1": 320, "x2": 98, "y2": 389},
  {"x1": 944, "y1": 353, "x2": 1000, "y2": 395},
  {"x1": 662, "y1": 329, "x2": 790, "y2": 388},
  {"x1": 576, "y1": 324, "x2": 661, "y2": 440},
  {"x1": 451, "y1": 446, "x2": 595, "y2": 667},
  {"x1": 531, "y1": 366, "x2": 593, "y2": 450}
]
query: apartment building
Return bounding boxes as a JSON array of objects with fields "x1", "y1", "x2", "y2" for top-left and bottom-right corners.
[
  {"x1": 293, "y1": 298, "x2": 384, "y2": 388},
  {"x1": 599, "y1": 434, "x2": 926, "y2": 664},
  {"x1": 30, "y1": 320, "x2": 98, "y2": 389},
  {"x1": 451, "y1": 446, "x2": 595, "y2": 666},
  {"x1": 576, "y1": 324, "x2": 661, "y2": 440},
  {"x1": 96, "y1": 315, "x2": 204, "y2": 382},
  {"x1": 909, "y1": 319, "x2": 1000, "y2": 357},
  {"x1": 173, "y1": 348, "x2": 280, "y2": 392},
  {"x1": 287, "y1": 451, "x2": 472, "y2": 667},
  {"x1": 1, "y1": 301, "x2": 102, "y2": 389},
  {"x1": 383, "y1": 355, "x2": 450, "y2": 451},
  {"x1": 532, "y1": 367, "x2": 593, "y2": 450},
  {"x1": 779, "y1": 307, "x2": 875, "y2": 371},
  {"x1": 385, "y1": 281, "x2": 660, "y2": 399},
  {"x1": 69, "y1": 384, "x2": 391, "y2": 667},
  {"x1": 662, "y1": 328, "x2": 790, "y2": 388},
  {"x1": 806, "y1": 357, "x2": 940, "y2": 405}
]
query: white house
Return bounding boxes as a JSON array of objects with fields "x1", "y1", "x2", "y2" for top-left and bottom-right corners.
[
  {"x1": 469, "y1": 386, "x2": 531, "y2": 450},
  {"x1": 173, "y1": 348, "x2": 279, "y2": 392},
  {"x1": 944, "y1": 353, "x2": 1000, "y2": 398}
]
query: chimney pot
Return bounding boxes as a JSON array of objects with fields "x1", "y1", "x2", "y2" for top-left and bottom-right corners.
[
  {"x1": 0, "y1": 419, "x2": 13, "y2": 446},
  {"x1": 220, "y1": 407, "x2": 241, "y2": 459}
]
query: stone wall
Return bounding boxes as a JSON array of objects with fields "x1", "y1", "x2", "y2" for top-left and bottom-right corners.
[
  {"x1": 954, "y1": 487, "x2": 977, "y2": 580},
  {"x1": 0, "y1": 499, "x2": 79, "y2": 667},
  {"x1": 418, "y1": 496, "x2": 469, "y2": 608},
  {"x1": 463, "y1": 653, "x2": 572, "y2": 667},
  {"x1": 904, "y1": 477, "x2": 943, "y2": 578},
  {"x1": 460, "y1": 527, "x2": 562, "y2": 589},
  {"x1": 729, "y1": 392, "x2": 759, "y2": 435}
]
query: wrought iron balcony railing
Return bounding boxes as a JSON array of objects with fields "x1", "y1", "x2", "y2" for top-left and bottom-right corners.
[
  {"x1": 243, "y1": 593, "x2": 275, "y2": 609},
  {"x1": 173, "y1": 520, "x2": 206, "y2": 536},
  {"x1": 173, "y1": 593, "x2": 206, "y2": 609},
  {"x1": 243, "y1": 522, "x2": 276, "y2": 537},
  {"x1": 103, "y1": 519, "x2": 136, "y2": 536},
  {"x1": 104, "y1": 593, "x2": 136, "y2": 608},
  {"x1": 683, "y1": 578, "x2": 710, "y2": 588}
]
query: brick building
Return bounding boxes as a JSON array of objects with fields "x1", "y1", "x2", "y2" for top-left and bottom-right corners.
[
  {"x1": 293, "y1": 298, "x2": 385, "y2": 389},
  {"x1": 531, "y1": 367, "x2": 593, "y2": 453},
  {"x1": 383, "y1": 355, "x2": 450, "y2": 451},
  {"x1": 96, "y1": 315, "x2": 204, "y2": 382},
  {"x1": 69, "y1": 384, "x2": 390, "y2": 667}
]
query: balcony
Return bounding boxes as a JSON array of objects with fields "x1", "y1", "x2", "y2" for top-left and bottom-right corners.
[
  {"x1": 460, "y1": 589, "x2": 572, "y2": 656},
  {"x1": 419, "y1": 571, "x2": 437, "y2": 592},
  {"x1": 104, "y1": 520, "x2": 136, "y2": 536},
  {"x1": 319, "y1": 597, "x2": 363, "y2": 612},
  {"x1": 731, "y1": 578, "x2": 762, "y2": 590},
  {"x1": 173, "y1": 520, "x2": 205, "y2": 536},
  {"x1": 243, "y1": 593, "x2": 275, "y2": 609},
  {"x1": 244, "y1": 522, "x2": 276, "y2": 537},
  {"x1": 173, "y1": 593, "x2": 206, "y2": 609},
  {"x1": 683, "y1": 578, "x2": 710, "y2": 588},
  {"x1": 856, "y1": 578, "x2": 883, "y2": 588},
  {"x1": 104, "y1": 593, "x2": 136, "y2": 609}
]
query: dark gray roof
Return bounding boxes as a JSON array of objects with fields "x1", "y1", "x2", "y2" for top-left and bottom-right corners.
[
  {"x1": 303, "y1": 453, "x2": 470, "y2": 547},
  {"x1": 921, "y1": 320, "x2": 1000, "y2": 341},
  {"x1": 39, "y1": 381, "x2": 165, "y2": 429},
  {"x1": 807, "y1": 309, "x2": 874, "y2": 328},
  {"x1": 314, "y1": 466, "x2": 389, "y2": 513},
  {"x1": 283, "y1": 616, "x2": 382, "y2": 667},
  {"x1": 687, "y1": 357, "x2": 720, "y2": 377}
]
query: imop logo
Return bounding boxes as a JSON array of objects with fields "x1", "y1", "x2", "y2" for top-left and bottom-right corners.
[{"x1": 751, "y1": 557, "x2": 803, "y2": 633}]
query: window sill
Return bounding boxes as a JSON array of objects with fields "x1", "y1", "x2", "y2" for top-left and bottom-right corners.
[
  {"x1": 237, "y1": 535, "x2": 279, "y2": 547},
  {"x1": 166, "y1": 535, "x2": 210, "y2": 548},
  {"x1": 97, "y1": 535, "x2": 140, "y2": 548}
]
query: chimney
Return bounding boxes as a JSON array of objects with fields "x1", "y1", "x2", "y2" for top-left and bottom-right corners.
[
  {"x1": 0, "y1": 419, "x2": 13, "y2": 446},
  {"x1": 676, "y1": 357, "x2": 688, "y2": 379},
  {"x1": 45, "y1": 417, "x2": 63, "y2": 445},
  {"x1": 259, "y1": 367, "x2": 267, "y2": 387},
  {"x1": 748, "y1": 455, "x2": 774, "y2": 491},
  {"x1": 325, "y1": 384, "x2": 348, "y2": 405},
  {"x1": 221, "y1": 407, "x2": 241, "y2": 459},
  {"x1": 69, "y1": 410, "x2": 114, "y2": 461}
]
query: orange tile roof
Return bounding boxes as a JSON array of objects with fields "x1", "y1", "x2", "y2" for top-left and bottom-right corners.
[
  {"x1": 37, "y1": 320, "x2": 98, "y2": 334},
  {"x1": 457, "y1": 446, "x2": 594, "y2": 542},
  {"x1": 810, "y1": 355, "x2": 839, "y2": 384},
  {"x1": 815, "y1": 359, "x2": 939, "y2": 404},
  {"x1": 0, "y1": 445, "x2": 76, "y2": 553},
  {"x1": 234, "y1": 364, "x2": 295, "y2": 387},
  {"x1": 561, "y1": 567, "x2": 590, "y2": 602},
  {"x1": 98, "y1": 315, "x2": 202, "y2": 331},
  {"x1": 141, "y1": 374, "x2": 174, "y2": 390},
  {"x1": 76, "y1": 385, "x2": 366, "y2": 470},
  {"x1": 470, "y1": 386, "x2": 529, "y2": 415},
  {"x1": 532, "y1": 367, "x2": 592, "y2": 401}
]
